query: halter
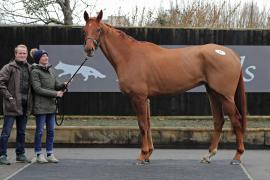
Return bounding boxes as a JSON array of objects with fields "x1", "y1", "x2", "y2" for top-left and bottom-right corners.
[{"x1": 84, "y1": 29, "x2": 102, "y2": 50}]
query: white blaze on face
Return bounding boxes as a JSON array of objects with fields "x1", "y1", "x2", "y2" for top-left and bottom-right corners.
[{"x1": 215, "y1": 49, "x2": 226, "y2": 55}]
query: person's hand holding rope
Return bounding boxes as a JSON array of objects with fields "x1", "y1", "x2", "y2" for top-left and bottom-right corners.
[{"x1": 56, "y1": 91, "x2": 64, "y2": 97}]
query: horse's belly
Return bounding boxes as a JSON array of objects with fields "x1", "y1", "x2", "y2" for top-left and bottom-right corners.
[{"x1": 148, "y1": 79, "x2": 203, "y2": 96}]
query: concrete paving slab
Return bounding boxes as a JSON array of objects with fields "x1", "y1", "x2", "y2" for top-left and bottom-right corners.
[
  {"x1": 9, "y1": 159, "x2": 248, "y2": 180},
  {"x1": 1, "y1": 148, "x2": 269, "y2": 180}
]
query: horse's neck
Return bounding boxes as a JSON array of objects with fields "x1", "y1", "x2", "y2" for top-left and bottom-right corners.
[{"x1": 100, "y1": 25, "x2": 133, "y2": 71}]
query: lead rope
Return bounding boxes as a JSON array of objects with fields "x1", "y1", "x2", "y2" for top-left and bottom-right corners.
[
  {"x1": 55, "y1": 95, "x2": 65, "y2": 126},
  {"x1": 55, "y1": 57, "x2": 89, "y2": 126}
]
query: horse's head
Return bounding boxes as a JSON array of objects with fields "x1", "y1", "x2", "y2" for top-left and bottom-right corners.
[{"x1": 83, "y1": 10, "x2": 103, "y2": 57}]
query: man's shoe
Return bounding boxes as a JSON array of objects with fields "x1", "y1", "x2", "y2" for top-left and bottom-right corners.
[
  {"x1": 36, "y1": 154, "x2": 48, "y2": 163},
  {"x1": 46, "y1": 154, "x2": 59, "y2": 163},
  {"x1": 16, "y1": 154, "x2": 31, "y2": 163},
  {"x1": 0, "y1": 155, "x2": 11, "y2": 165}
]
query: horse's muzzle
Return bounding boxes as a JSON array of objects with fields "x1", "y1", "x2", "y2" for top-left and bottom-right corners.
[{"x1": 84, "y1": 47, "x2": 95, "y2": 57}]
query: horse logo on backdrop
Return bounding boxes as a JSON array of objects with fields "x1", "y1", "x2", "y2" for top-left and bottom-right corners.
[{"x1": 54, "y1": 61, "x2": 106, "y2": 81}]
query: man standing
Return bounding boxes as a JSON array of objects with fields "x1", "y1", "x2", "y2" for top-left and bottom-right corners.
[{"x1": 0, "y1": 44, "x2": 32, "y2": 165}]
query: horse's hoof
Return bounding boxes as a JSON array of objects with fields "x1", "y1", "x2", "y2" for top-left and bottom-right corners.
[
  {"x1": 200, "y1": 157, "x2": 211, "y2": 164},
  {"x1": 135, "y1": 160, "x2": 145, "y2": 166},
  {"x1": 144, "y1": 159, "x2": 150, "y2": 165},
  {"x1": 230, "y1": 159, "x2": 241, "y2": 165}
]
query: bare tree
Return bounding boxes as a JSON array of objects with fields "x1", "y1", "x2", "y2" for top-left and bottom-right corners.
[
  {"x1": 0, "y1": 0, "x2": 97, "y2": 25},
  {"x1": 0, "y1": 11, "x2": 4, "y2": 24}
]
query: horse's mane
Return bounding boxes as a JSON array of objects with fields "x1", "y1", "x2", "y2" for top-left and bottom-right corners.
[{"x1": 103, "y1": 23, "x2": 137, "y2": 43}]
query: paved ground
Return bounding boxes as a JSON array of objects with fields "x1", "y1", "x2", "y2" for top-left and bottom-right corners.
[
  {"x1": 10, "y1": 160, "x2": 248, "y2": 180},
  {"x1": 0, "y1": 148, "x2": 269, "y2": 180}
]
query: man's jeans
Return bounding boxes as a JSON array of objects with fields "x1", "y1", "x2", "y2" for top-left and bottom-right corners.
[
  {"x1": 0, "y1": 115, "x2": 27, "y2": 156},
  {"x1": 34, "y1": 114, "x2": 55, "y2": 155}
]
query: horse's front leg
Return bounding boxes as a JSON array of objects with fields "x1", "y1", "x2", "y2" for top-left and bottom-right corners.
[
  {"x1": 131, "y1": 96, "x2": 149, "y2": 165},
  {"x1": 145, "y1": 99, "x2": 154, "y2": 163}
]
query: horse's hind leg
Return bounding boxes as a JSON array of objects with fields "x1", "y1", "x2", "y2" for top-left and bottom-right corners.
[
  {"x1": 130, "y1": 96, "x2": 149, "y2": 165},
  {"x1": 201, "y1": 89, "x2": 224, "y2": 163},
  {"x1": 222, "y1": 98, "x2": 245, "y2": 165},
  {"x1": 145, "y1": 99, "x2": 154, "y2": 163}
]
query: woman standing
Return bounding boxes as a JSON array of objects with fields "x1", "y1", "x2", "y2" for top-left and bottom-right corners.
[{"x1": 30, "y1": 48, "x2": 66, "y2": 163}]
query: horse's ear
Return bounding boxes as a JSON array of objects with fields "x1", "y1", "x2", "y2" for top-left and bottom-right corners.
[
  {"x1": 97, "y1": 10, "x2": 103, "y2": 22},
  {"x1": 84, "y1": 11, "x2": 89, "y2": 22}
]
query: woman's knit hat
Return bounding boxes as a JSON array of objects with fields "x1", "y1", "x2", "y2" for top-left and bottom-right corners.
[{"x1": 30, "y1": 48, "x2": 48, "y2": 64}]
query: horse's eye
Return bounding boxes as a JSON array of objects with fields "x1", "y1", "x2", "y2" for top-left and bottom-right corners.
[{"x1": 96, "y1": 28, "x2": 101, "y2": 33}]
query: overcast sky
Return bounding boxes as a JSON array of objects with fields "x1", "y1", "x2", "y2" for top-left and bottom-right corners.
[{"x1": 92, "y1": 0, "x2": 270, "y2": 19}]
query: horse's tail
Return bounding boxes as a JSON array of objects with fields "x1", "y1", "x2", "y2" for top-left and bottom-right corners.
[{"x1": 234, "y1": 71, "x2": 247, "y2": 132}]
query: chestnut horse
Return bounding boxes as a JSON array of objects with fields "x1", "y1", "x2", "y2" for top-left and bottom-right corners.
[{"x1": 83, "y1": 10, "x2": 247, "y2": 165}]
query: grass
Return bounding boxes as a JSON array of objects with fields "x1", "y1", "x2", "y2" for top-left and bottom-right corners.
[{"x1": 1, "y1": 116, "x2": 270, "y2": 128}]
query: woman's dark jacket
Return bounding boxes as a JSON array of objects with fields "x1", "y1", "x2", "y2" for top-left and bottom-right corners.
[{"x1": 31, "y1": 64, "x2": 65, "y2": 115}]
